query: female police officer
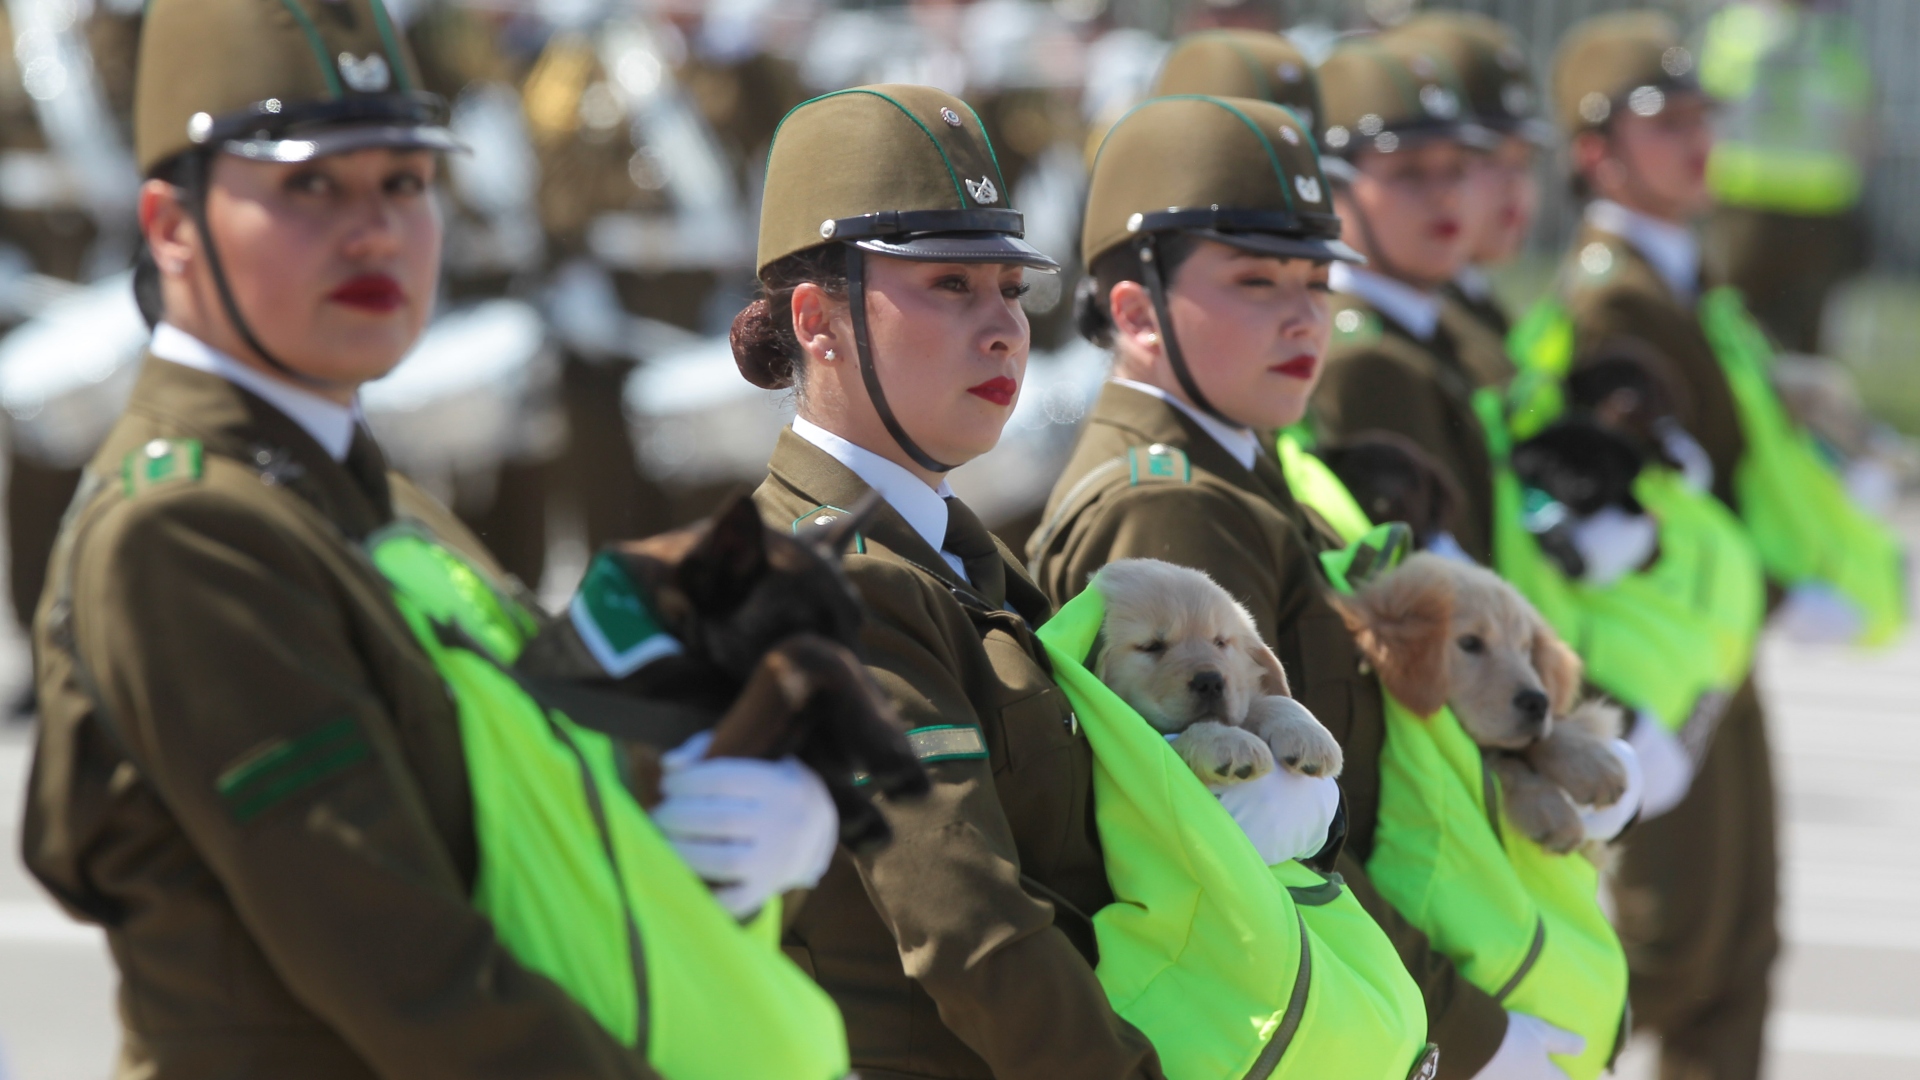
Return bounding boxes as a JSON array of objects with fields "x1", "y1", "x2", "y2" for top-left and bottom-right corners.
[
  {"x1": 20, "y1": 0, "x2": 843, "y2": 1076},
  {"x1": 1027, "y1": 92, "x2": 1591, "y2": 1080},
  {"x1": 729, "y1": 84, "x2": 1169, "y2": 1080}
]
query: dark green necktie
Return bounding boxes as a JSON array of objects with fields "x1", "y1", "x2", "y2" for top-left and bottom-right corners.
[{"x1": 943, "y1": 495, "x2": 1006, "y2": 610}]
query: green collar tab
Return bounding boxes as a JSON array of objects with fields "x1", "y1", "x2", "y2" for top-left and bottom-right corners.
[
  {"x1": 569, "y1": 552, "x2": 685, "y2": 679},
  {"x1": 791, "y1": 505, "x2": 866, "y2": 554},
  {"x1": 122, "y1": 438, "x2": 204, "y2": 497},
  {"x1": 1127, "y1": 443, "x2": 1192, "y2": 485}
]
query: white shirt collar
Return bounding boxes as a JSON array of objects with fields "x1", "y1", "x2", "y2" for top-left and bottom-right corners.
[
  {"x1": 1111, "y1": 378, "x2": 1259, "y2": 472},
  {"x1": 1585, "y1": 200, "x2": 1700, "y2": 301},
  {"x1": 1453, "y1": 265, "x2": 1495, "y2": 302},
  {"x1": 1330, "y1": 262, "x2": 1442, "y2": 341},
  {"x1": 149, "y1": 323, "x2": 359, "y2": 462},
  {"x1": 790, "y1": 415, "x2": 967, "y2": 579}
]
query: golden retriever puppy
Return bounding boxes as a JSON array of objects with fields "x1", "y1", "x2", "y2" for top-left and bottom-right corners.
[
  {"x1": 1091, "y1": 559, "x2": 1343, "y2": 785},
  {"x1": 1333, "y1": 553, "x2": 1629, "y2": 853}
]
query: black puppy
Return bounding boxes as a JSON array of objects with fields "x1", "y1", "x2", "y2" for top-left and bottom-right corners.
[
  {"x1": 1319, "y1": 430, "x2": 1464, "y2": 549},
  {"x1": 516, "y1": 493, "x2": 929, "y2": 854}
]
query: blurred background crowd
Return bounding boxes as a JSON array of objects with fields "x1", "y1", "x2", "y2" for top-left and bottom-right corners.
[{"x1": 1, "y1": 0, "x2": 1914, "y2": 696}]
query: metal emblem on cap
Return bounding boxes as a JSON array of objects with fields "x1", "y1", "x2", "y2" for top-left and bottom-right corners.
[
  {"x1": 1579, "y1": 91, "x2": 1612, "y2": 125},
  {"x1": 337, "y1": 52, "x2": 391, "y2": 93},
  {"x1": 1324, "y1": 125, "x2": 1350, "y2": 149},
  {"x1": 1661, "y1": 46, "x2": 1694, "y2": 78},
  {"x1": 187, "y1": 111, "x2": 214, "y2": 144},
  {"x1": 1294, "y1": 175, "x2": 1322, "y2": 203},
  {"x1": 940, "y1": 107, "x2": 962, "y2": 127},
  {"x1": 1628, "y1": 85, "x2": 1666, "y2": 117},
  {"x1": 1374, "y1": 132, "x2": 1400, "y2": 153},
  {"x1": 819, "y1": 219, "x2": 837, "y2": 239},
  {"x1": 965, "y1": 176, "x2": 999, "y2": 205},
  {"x1": 1502, "y1": 82, "x2": 1533, "y2": 117},
  {"x1": 1357, "y1": 113, "x2": 1384, "y2": 137},
  {"x1": 1419, "y1": 84, "x2": 1459, "y2": 120},
  {"x1": 1126, "y1": 212, "x2": 1145, "y2": 233},
  {"x1": 1276, "y1": 62, "x2": 1302, "y2": 83},
  {"x1": 1278, "y1": 125, "x2": 1301, "y2": 146}
]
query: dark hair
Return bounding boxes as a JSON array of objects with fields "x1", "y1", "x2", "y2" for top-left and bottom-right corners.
[
  {"x1": 730, "y1": 244, "x2": 849, "y2": 390},
  {"x1": 1072, "y1": 233, "x2": 1203, "y2": 347}
]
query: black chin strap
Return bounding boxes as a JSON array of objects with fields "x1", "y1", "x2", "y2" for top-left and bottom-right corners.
[
  {"x1": 180, "y1": 152, "x2": 348, "y2": 394},
  {"x1": 1339, "y1": 183, "x2": 1421, "y2": 289},
  {"x1": 1133, "y1": 232, "x2": 1232, "y2": 425},
  {"x1": 845, "y1": 243, "x2": 958, "y2": 474}
]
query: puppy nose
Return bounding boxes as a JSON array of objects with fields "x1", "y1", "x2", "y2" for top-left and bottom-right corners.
[
  {"x1": 1188, "y1": 670, "x2": 1225, "y2": 699},
  {"x1": 1513, "y1": 689, "x2": 1550, "y2": 725}
]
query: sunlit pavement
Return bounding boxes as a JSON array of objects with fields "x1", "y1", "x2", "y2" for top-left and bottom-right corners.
[{"x1": 2, "y1": 509, "x2": 1916, "y2": 1079}]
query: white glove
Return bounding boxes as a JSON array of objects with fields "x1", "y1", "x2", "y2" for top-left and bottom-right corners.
[
  {"x1": 1774, "y1": 583, "x2": 1864, "y2": 644},
  {"x1": 1844, "y1": 457, "x2": 1899, "y2": 516},
  {"x1": 653, "y1": 732, "x2": 839, "y2": 917},
  {"x1": 1568, "y1": 507, "x2": 1658, "y2": 587},
  {"x1": 1657, "y1": 420, "x2": 1715, "y2": 494},
  {"x1": 1166, "y1": 731, "x2": 1341, "y2": 865},
  {"x1": 1628, "y1": 711, "x2": 1694, "y2": 821},
  {"x1": 1576, "y1": 738, "x2": 1643, "y2": 842},
  {"x1": 1473, "y1": 1012, "x2": 1584, "y2": 1080}
]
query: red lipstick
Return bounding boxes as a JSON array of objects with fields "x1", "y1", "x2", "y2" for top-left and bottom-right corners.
[
  {"x1": 328, "y1": 274, "x2": 406, "y2": 313},
  {"x1": 967, "y1": 375, "x2": 1017, "y2": 406},
  {"x1": 1430, "y1": 220, "x2": 1461, "y2": 240},
  {"x1": 1271, "y1": 354, "x2": 1318, "y2": 380}
]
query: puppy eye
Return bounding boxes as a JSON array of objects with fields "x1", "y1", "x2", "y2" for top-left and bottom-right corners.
[
  {"x1": 1213, "y1": 637, "x2": 1228, "y2": 649},
  {"x1": 1457, "y1": 634, "x2": 1485, "y2": 654},
  {"x1": 1136, "y1": 640, "x2": 1166, "y2": 655}
]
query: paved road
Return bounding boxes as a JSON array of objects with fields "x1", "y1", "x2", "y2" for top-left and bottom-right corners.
[{"x1": 1, "y1": 509, "x2": 1916, "y2": 1079}]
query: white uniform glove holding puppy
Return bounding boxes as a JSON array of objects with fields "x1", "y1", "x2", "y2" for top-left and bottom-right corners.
[
  {"x1": 1629, "y1": 711, "x2": 1696, "y2": 822},
  {"x1": 1472, "y1": 1011, "x2": 1585, "y2": 1080},
  {"x1": 1576, "y1": 738, "x2": 1644, "y2": 842},
  {"x1": 653, "y1": 732, "x2": 839, "y2": 917},
  {"x1": 1167, "y1": 734, "x2": 1341, "y2": 864}
]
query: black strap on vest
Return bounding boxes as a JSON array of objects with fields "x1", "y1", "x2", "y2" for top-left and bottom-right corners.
[{"x1": 845, "y1": 244, "x2": 958, "y2": 473}]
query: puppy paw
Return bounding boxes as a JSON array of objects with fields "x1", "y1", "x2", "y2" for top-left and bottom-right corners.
[
  {"x1": 1492, "y1": 755, "x2": 1587, "y2": 854},
  {"x1": 1173, "y1": 722, "x2": 1275, "y2": 786},
  {"x1": 1526, "y1": 728, "x2": 1629, "y2": 808},
  {"x1": 1245, "y1": 696, "x2": 1344, "y2": 778}
]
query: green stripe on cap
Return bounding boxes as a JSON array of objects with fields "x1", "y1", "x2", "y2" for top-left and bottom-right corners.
[
  {"x1": 776, "y1": 89, "x2": 968, "y2": 206},
  {"x1": 274, "y1": 0, "x2": 345, "y2": 98},
  {"x1": 957, "y1": 99, "x2": 1008, "y2": 199},
  {"x1": 217, "y1": 717, "x2": 370, "y2": 823},
  {"x1": 367, "y1": 0, "x2": 412, "y2": 93}
]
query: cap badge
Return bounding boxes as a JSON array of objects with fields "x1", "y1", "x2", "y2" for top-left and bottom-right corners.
[
  {"x1": 1578, "y1": 91, "x2": 1611, "y2": 125},
  {"x1": 1357, "y1": 113, "x2": 1384, "y2": 136},
  {"x1": 1662, "y1": 46, "x2": 1694, "y2": 78},
  {"x1": 940, "y1": 107, "x2": 962, "y2": 127},
  {"x1": 1502, "y1": 82, "x2": 1533, "y2": 117},
  {"x1": 338, "y1": 52, "x2": 391, "y2": 93},
  {"x1": 1324, "y1": 125, "x2": 1350, "y2": 149},
  {"x1": 1276, "y1": 62, "x2": 1302, "y2": 83},
  {"x1": 1628, "y1": 85, "x2": 1666, "y2": 118},
  {"x1": 1419, "y1": 84, "x2": 1459, "y2": 120},
  {"x1": 965, "y1": 176, "x2": 999, "y2": 205},
  {"x1": 1294, "y1": 175, "x2": 1322, "y2": 203},
  {"x1": 187, "y1": 111, "x2": 214, "y2": 144},
  {"x1": 1277, "y1": 125, "x2": 1301, "y2": 145}
]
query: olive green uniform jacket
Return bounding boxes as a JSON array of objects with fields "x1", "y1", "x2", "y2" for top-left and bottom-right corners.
[
  {"x1": 1025, "y1": 383, "x2": 1508, "y2": 1079},
  {"x1": 22, "y1": 358, "x2": 660, "y2": 1080},
  {"x1": 1312, "y1": 291, "x2": 1516, "y2": 565},
  {"x1": 753, "y1": 430, "x2": 1163, "y2": 1080}
]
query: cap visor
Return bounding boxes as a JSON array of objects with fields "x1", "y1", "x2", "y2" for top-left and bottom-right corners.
[
  {"x1": 1200, "y1": 229, "x2": 1366, "y2": 265},
  {"x1": 854, "y1": 232, "x2": 1061, "y2": 272},
  {"x1": 225, "y1": 124, "x2": 466, "y2": 163}
]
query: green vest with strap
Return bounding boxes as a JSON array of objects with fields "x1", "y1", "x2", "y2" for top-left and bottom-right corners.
[
  {"x1": 1695, "y1": 286, "x2": 1907, "y2": 645},
  {"x1": 1277, "y1": 444, "x2": 1628, "y2": 1079},
  {"x1": 1035, "y1": 591, "x2": 1434, "y2": 1080},
  {"x1": 366, "y1": 524, "x2": 850, "y2": 1080}
]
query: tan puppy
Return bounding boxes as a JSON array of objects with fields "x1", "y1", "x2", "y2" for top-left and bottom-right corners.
[
  {"x1": 1092, "y1": 559, "x2": 1344, "y2": 785},
  {"x1": 1333, "y1": 553, "x2": 1628, "y2": 853}
]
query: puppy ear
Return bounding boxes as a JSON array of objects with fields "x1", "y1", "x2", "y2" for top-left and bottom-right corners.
[
  {"x1": 1244, "y1": 640, "x2": 1291, "y2": 697},
  {"x1": 1342, "y1": 569, "x2": 1454, "y2": 718},
  {"x1": 1530, "y1": 617, "x2": 1584, "y2": 715},
  {"x1": 678, "y1": 494, "x2": 770, "y2": 611}
]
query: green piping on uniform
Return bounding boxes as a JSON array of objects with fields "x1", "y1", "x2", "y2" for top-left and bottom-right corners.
[
  {"x1": 218, "y1": 717, "x2": 371, "y2": 822},
  {"x1": 275, "y1": 0, "x2": 345, "y2": 98},
  {"x1": 957, "y1": 99, "x2": 1009, "y2": 198}
]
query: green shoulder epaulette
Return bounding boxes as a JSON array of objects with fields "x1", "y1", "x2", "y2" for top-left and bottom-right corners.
[
  {"x1": 1331, "y1": 306, "x2": 1384, "y2": 347},
  {"x1": 122, "y1": 438, "x2": 204, "y2": 497},
  {"x1": 791, "y1": 504, "x2": 866, "y2": 554},
  {"x1": 1126, "y1": 443, "x2": 1191, "y2": 485}
]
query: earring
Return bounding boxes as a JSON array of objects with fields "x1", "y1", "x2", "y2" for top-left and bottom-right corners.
[
  {"x1": 824, "y1": 348, "x2": 838, "y2": 361},
  {"x1": 1143, "y1": 333, "x2": 1158, "y2": 344}
]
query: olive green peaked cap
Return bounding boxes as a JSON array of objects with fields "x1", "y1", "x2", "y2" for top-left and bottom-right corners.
[
  {"x1": 1395, "y1": 12, "x2": 1551, "y2": 145},
  {"x1": 1550, "y1": 12, "x2": 1700, "y2": 134},
  {"x1": 1317, "y1": 35, "x2": 1497, "y2": 160},
  {"x1": 135, "y1": 0, "x2": 453, "y2": 174},
  {"x1": 1150, "y1": 30, "x2": 1322, "y2": 133},
  {"x1": 757, "y1": 84, "x2": 1056, "y2": 275},
  {"x1": 1081, "y1": 95, "x2": 1357, "y2": 267}
]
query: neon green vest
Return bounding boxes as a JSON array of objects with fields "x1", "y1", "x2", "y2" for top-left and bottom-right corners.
[
  {"x1": 1035, "y1": 592, "x2": 1432, "y2": 1080},
  {"x1": 1275, "y1": 447, "x2": 1629, "y2": 1078},
  {"x1": 367, "y1": 524, "x2": 850, "y2": 1080},
  {"x1": 1696, "y1": 286, "x2": 1907, "y2": 645}
]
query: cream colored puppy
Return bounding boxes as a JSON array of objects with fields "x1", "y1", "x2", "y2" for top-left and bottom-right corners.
[{"x1": 1092, "y1": 559, "x2": 1344, "y2": 785}]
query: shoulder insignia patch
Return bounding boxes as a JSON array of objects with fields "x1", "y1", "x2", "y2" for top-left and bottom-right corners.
[
  {"x1": 121, "y1": 438, "x2": 203, "y2": 497},
  {"x1": 217, "y1": 716, "x2": 371, "y2": 823},
  {"x1": 569, "y1": 551, "x2": 685, "y2": 678},
  {"x1": 1125, "y1": 443, "x2": 1191, "y2": 485},
  {"x1": 791, "y1": 505, "x2": 866, "y2": 554},
  {"x1": 1331, "y1": 306, "x2": 1384, "y2": 347},
  {"x1": 904, "y1": 723, "x2": 988, "y2": 763}
]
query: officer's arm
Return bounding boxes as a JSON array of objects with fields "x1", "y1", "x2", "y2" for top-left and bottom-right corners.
[
  {"x1": 845, "y1": 557, "x2": 1166, "y2": 1080},
  {"x1": 74, "y1": 490, "x2": 660, "y2": 1080}
]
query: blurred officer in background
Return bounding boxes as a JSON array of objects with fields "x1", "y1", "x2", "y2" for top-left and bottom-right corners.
[
  {"x1": 20, "y1": 0, "x2": 847, "y2": 1072},
  {"x1": 1699, "y1": 0, "x2": 1873, "y2": 354},
  {"x1": 1313, "y1": 36, "x2": 1504, "y2": 564},
  {"x1": 1395, "y1": 10, "x2": 1554, "y2": 340},
  {"x1": 1148, "y1": 27, "x2": 1321, "y2": 128},
  {"x1": 0, "y1": 0, "x2": 143, "y2": 714}
]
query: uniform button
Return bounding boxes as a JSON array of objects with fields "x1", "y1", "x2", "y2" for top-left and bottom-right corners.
[
  {"x1": 1357, "y1": 658, "x2": 1373, "y2": 676},
  {"x1": 1064, "y1": 711, "x2": 1080, "y2": 736}
]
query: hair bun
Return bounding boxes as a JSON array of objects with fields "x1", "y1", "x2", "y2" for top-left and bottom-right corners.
[{"x1": 730, "y1": 298, "x2": 796, "y2": 389}]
